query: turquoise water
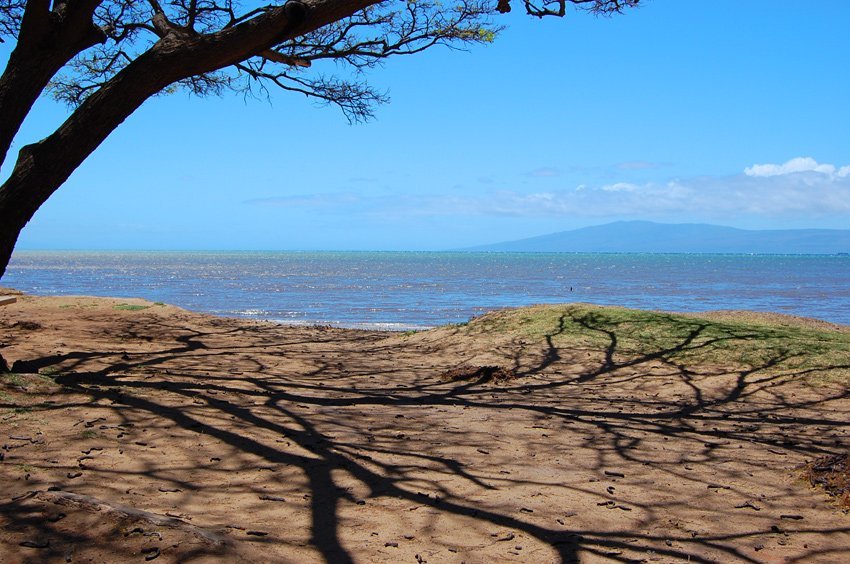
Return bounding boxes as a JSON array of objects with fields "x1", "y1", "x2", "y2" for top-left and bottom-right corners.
[{"x1": 4, "y1": 251, "x2": 849, "y2": 329}]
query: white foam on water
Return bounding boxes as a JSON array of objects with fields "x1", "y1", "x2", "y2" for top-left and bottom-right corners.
[{"x1": 269, "y1": 319, "x2": 434, "y2": 332}]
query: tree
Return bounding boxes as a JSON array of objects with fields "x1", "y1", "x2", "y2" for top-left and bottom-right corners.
[{"x1": 0, "y1": 0, "x2": 637, "y2": 278}]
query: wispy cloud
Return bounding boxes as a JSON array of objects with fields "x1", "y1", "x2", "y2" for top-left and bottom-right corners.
[{"x1": 241, "y1": 158, "x2": 850, "y2": 221}]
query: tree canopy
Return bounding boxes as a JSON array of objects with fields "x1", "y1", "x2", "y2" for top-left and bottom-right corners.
[{"x1": 0, "y1": 0, "x2": 639, "y2": 280}]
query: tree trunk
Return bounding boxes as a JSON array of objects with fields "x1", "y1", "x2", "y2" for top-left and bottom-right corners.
[
  {"x1": 0, "y1": 191, "x2": 31, "y2": 281},
  {"x1": 0, "y1": 0, "x2": 105, "y2": 170}
]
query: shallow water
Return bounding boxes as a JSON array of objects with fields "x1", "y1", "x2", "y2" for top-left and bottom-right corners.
[{"x1": 5, "y1": 251, "x2": 850, "y2": 328}]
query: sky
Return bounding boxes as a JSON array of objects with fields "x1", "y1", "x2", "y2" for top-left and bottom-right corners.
[{"x1": 4, "y1": 0, "x2": 850, "y2": 251}]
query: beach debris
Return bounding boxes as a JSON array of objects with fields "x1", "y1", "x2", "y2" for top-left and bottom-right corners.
[
  {"x1": 246, "y1": 530, "x2": 269, "y2": 536},
  {"x1": 780, "y1": 514, "x2": 804, "y2": 520},
  {"x1": 258, "y1": 495, "x2": 286, "y2": 502},
  {"x1": 802, "y1": 453, "x2": 850, "y2": 508},
  {"x1": 66, "y1": 471, "x2": 82, "y2": 479},
  {"x1": 597, "y1": 500, "x2": 632, "y2": 511},
  {"x1": 157, "y1": 486, "x2": 181, "y2": 493},
  {"x1": 384, "y1": 541, "x2": 399, "y2": 548},
  {"x1": 439, "y1": 365, "x2": 517, "y2": 384},
  {"x1": 604, "y1": 470, "x2": 625, "y2": 478},
  {"x1": 19, "y1": 539, "x2": 50, "y2": 549},
  {"x1": 141, "y1": 547, "x2": 161, "y2": 560},
  {"x1": 734, "y1": 501, "x2": 761, "y2": 511}
]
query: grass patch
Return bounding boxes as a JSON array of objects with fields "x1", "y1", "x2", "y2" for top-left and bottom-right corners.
[
  {"x1": 2, "y1": 372, "x2": 25, "y2": 387},
  {"x1": 153, "y1": 301, "x2": 165, "y2": 306},
  {"x1": 113, "y1": 303, "x2": 150, "y2": 311},
  {"x1": 452, "y1": 304, "x2": 850, "y2": 385}
]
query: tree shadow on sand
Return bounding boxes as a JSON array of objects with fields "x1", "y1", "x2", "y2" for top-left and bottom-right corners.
[{"x1": 2, "y1": 306, "x2": 850, "y2": 562}]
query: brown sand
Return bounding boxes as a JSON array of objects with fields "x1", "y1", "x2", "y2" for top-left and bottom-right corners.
[{"x1": 1, "y1": 291, "x2": 849, "y2": 563}]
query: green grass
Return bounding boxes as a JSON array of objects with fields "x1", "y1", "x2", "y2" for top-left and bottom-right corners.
[
  {"x1": 79, "y1": 429, "x2": 98, "y2": 440},
  {"x1": 153, "y1": 302, "x2": 165, "y2": 306},
  {"x1": 451, "y1": 304, "x2": 850, "y2": 385},
  {"x1": 113, "y1": 303, "x2": 150, "y2": 311},
  {"x1": 1, "y1": 372, "x2": 25, "y2": 387}
]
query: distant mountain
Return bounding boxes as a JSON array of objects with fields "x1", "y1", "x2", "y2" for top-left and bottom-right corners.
[{"x1": 464, "y1": 221, "x2": 850, "y2": 254}]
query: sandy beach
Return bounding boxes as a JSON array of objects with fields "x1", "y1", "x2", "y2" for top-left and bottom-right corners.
[{"x1": 2, "y1": 289, "x2": 849, "y2": 563}]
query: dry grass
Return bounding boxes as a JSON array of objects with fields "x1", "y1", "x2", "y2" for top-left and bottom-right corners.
[{"x1": 803, "y1": 454, "x2": 850, "y2": 509}]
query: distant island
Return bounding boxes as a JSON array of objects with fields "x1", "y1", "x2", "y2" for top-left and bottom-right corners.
[{"x1": 464, "y1": 221, "x2": 850, "y2": 254}]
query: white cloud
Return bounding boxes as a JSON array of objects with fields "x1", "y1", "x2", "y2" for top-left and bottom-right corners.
[
  {"x1": 240, "y1": 158, "x2": 850, "y2": 222},
  {"x1": 414, "y1": 165, "x2": 850, "y2": 218},
  {"x1": 744, "y1": 157, "x2": 849, "y2": 178}
]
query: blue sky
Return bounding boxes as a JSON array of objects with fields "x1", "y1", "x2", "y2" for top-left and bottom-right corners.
[{"x1": 4, "y1": 0, "x2": 850, "y2": 251}]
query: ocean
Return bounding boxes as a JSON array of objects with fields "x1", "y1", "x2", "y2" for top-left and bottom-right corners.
[{"x1": 4, "y1": 251, "x2": 849, "y2": 329}]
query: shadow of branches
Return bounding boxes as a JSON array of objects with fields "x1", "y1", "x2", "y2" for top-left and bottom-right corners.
[{"x1": 2, "y1": 307, "x2": 850, "y2": 562}]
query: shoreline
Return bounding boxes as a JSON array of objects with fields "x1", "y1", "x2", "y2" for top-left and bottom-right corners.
[
  {"x1": 3, "y1": 285, "x2": 849, "y2": 334},
  {"x1": 2, "y1": 291, "x2": 849, "y2": 561}
]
